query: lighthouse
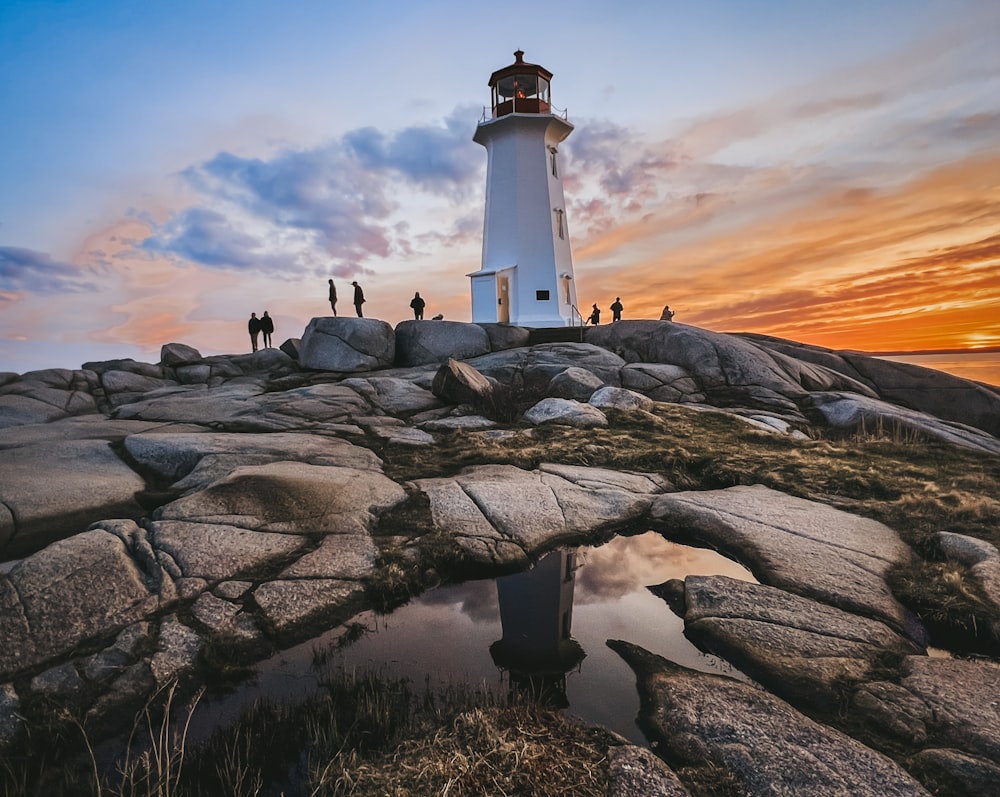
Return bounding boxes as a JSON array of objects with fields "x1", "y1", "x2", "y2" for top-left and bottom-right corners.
[{"x1": 469, "y1": 50, "x2": 579, "y2": 327}]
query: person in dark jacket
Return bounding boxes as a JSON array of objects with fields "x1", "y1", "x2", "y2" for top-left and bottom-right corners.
[
  {"x1": 248, "y1": 312, "x2": 261, "y2": 352},
  {"x1": 260, "y1": 311, "x2": 274, "y2": 347},
  {"x1": 587, "y1": 304, "x2": 601, "y2": 325},
  {"x1": 410, "y1": 292, "x2": 426, "y2": 320},
  {"x1": 328, "y1": 279, "x2": 337, "y2": 316},
  {"x1": 610, "y1": 297, "x2": 623, "y2": 322},
  {"x1": 352, "y1": 281, "x2": 365, "y2": 317}
]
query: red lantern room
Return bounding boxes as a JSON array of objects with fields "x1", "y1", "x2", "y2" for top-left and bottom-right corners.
[{"x1": 488, "y1": 49, "x2": 553, "y2": 117}]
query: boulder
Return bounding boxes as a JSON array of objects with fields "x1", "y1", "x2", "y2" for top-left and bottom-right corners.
[
  {"x1": 431, "y1": 358, "x2": 497, "y2": 405},
  {"x1": 160, "y1": 342, "x2": 202, "y2": 366},
  {"x1": 546, "y1": 366, "x2": 604, "y2": 400},
  {"x1": 299, "y1": 317, "x2": 395, "y2": 372},
  {"x1": 523, "y1": 398, "x2": 608, "y2": 428},
  {"x1": 280, "y1": 338, "x2": 301, "y2": 360},
  {"x1": 0, "y1": 529, "x2": 167, "y2": 679},
  {"x1": 253, "y1": 579, "x2": 367, "y2": 638},
  {"x1": 149, "y1": 616, "x2": 203, "y2": 685},
  {"x1": 394, "y1": 319, "x2": 491, "y2": 366},
  {"x1": 589, "y1": 385, "x2": 654, "y2": 412},
  {"x1": 340, "y1": 376, "x2": 443, "y2": 415},
  {"x1": 607, "y1": 745, "x2": 689, "y2": 797},
  {"x1": 608, "y1": 640, "x2": 932, "y2": 796},
  {"x1": 0, "y1": 370, "x2": 100, "y2": 428},
  {"x1": 804, "y1": 391, "x2": 1000, "y2": 454},
  {"x1": 111, "y1": 383, "x2": 267, "y2": 424},
  {"x1": 668, "y1": 575, "x2": 924, "y2": 711},
  {"x1": 650, "y1": 485, "x2": 925, "y2": 642},
  {"x1": 0, "y1": 439, "x2": 147, "y2": 558},
  {"x1": 0, "y1": 684, "x2": 22, "y2": 748},
  {"x1": 478, "y1": 323, "x2": 531, "y2": 352}
]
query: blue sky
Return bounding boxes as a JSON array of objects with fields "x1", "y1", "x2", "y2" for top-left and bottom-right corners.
[{"x1": 2, "y1": 0, "x2": 999, "y2": 372}]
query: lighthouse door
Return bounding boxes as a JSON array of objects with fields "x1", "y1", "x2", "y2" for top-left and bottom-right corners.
[{"x1": 498, "y1": 275, "x2": 510, "y2": 323}]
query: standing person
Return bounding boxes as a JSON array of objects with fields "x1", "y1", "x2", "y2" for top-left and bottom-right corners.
[
  {"x1": 660, "y1": 305, "x2": 675, "y2": 321},
  {"x1": 352, "y1": 281, "x2": 365, "y2": 317},
  {"x1": 327, "y1": 279, "x2": 338, "y2": 316},
  {"x1": 610, "y1": 297, "x2": 623, "y2": 322},
  {"x1": 248, "y1": 312, "x2": 261, "y2": 352},
  {"x1": 260, "y1": 311, "x2": 274, "y2": 347},
  {"x1": 587, "y1": 303, "x2": 601, "y2": 325},
  {"x1": 410, "y1": 291, "x2": 426, "y2": 320}
]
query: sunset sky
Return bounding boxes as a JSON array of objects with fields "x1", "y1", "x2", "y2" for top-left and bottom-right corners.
[{"x1": 2, "y1": 0, "x2": 999, "y2": 373}]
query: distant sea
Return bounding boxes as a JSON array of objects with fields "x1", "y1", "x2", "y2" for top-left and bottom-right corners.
[{"x1": 876, "y1": 351, "x2": 1000, "y2": 389}]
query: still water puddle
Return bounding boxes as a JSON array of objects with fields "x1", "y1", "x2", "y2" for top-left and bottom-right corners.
[{"x1": 196, "y1": 532, "x2": 756, "y2": 745}]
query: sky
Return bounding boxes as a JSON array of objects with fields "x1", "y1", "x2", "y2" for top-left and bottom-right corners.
[{"x1": 2, "y1": 0, "x2": 999, "y2": 374}]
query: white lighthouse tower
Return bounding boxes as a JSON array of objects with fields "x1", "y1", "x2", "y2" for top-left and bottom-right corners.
[{"x1": 469, "y1": 50, "x2": 579, "y2": 327}]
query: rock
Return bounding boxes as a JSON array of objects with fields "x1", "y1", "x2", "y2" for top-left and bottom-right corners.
[
  {"x1": 154, "y1": 462, "x2": 407, "y2": 535},
  {"x1": 671, "y1": 575, "x2": 924, "y2": 711},
  {"x1": 620, "y1": 363, "x2": 705, "y2": 403},
  {"x1": 0, "y1": 529, "x2": 165, "y2": 679},
  {"x1": 100, "y1": 369, "x2": 175, "y2": 406},
  {"x1": 419, "y1": 415, "x2": 497, "y2": 432},
  {"x1": 394, "y1": 319, "x2": 491, "y2": 366},
  {"x1": 589, "y1": 385, "x2": 654, "y2": 412},
  {"x1": 522, "y1": 344, "x2": 625, "y2": 393},
  {"x1": 190, "y1": 592, "x2": 262, "y2": 647},
  {"x1": 650, "y1": 485, "x2": 925, "y2": 642},
  {"x1": 252, "y1": 382, "x2": 370, "y2": 426},
  {"x1": 148, "y1": 521, "x2": 307, "y2": 581},
  {"x1": 30, "y1": 662, "x2": 85, "y2": 700},
  {"x1": 587, "y1": 321, "x2": 876, "y2": 413},
  {"x1": 411, "y1": 464, "x2": 664, "y2": 566},
  {"x1": 160, "y1": 342, "x2": 202, "y2": 366},
  {"x1": 804, "y1": 392, "x2": 1000, "y2": 454},
  {"x1": 112, "y1": 382, "x2": 267, "y2": 424},
  {"x1": 935, "y1": 532, "x2": 1000, "y2": 566},
  {"x1": 279, "y1": 534, "x2": 378, "y2": 579},
  {"x1": 523, "y1": 397, "x2": 608, "y2": 428},
  {"x1": 124, "y1": 431, "x2": 382, "y2": 493},
  {"x1": 0, "y1": 369, "x2": 99, "y2": 428},
  {"x1": 150, "y1": 616, "x2": 203, "y2": 685},
  {"x1": 607, "y1": 745, "x2": 689, "y2": 797},
  {"x1": 909, "y1": 748, "x2": 1000, "y2": 797},
  {"x1": 81, "y1": 622, "x2": 151, "y2": 684},
  {"x1": 340, "y1": 376, "x2": 443, "y2": 415},
  {"x1": 253, "y1": 579, "x2": 367, "y2": 638},
  {"x1": 546, "y1": 366, "x2": 604, "y2": 400},
  {"x1": 478, "y1": 323, "x2": 531, "y2": 351},
  {"x1": 299, "y1": 317, "x2": 395, "y2": 372},
  {"x1": 0, "y1": 436, "x2": 148, "y2": 560},
  {"x1": 280, "y1": 337, "x2": 301, "y2": 360},
  {"x1": 431, "y1": 358, "x2": 497, "y2": 406},
  {"x1": 841, "y1": 353, "x2": 1000, "y2": 438},
  {"x1": 0, "y1": 684, "x2": 23, "y2": 748},
  {"x1": 608, "y1": 640, "x2": 932, "y2": 796}
]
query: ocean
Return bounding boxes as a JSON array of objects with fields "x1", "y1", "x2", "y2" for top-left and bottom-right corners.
[{"x1": 878, "y1": 351, "x2": 1000, "y2": 389}]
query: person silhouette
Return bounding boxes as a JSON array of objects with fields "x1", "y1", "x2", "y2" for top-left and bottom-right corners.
[
  {"x1": 610, "y1": 297, "x2": 623, "y2": 322},
  {"x1": 660, "y1": 305, "x2": 675, "y2": 321},
  {"x1": 328, "y1": 279, "x2": 337, "y2": 316},
  {"x1": 588, "y1": 303, "x2": 601, "y2": 325},
  {"x1": 352, "y1": 281, "x2": 365, "y2": 317},
  {"x1": 260, "y1": 311, "x2": 274, "y2": 347},
  {"x1": 410, "y1": 291, "x2": 426, "y2": 320},
  {"x1": 247, "y1": 312, "x2": 261, "y2": 352}
]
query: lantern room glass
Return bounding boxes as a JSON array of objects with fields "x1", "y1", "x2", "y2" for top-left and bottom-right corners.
[{"x1": 492, "y1": 74, "x2": 551, "y2": 117}]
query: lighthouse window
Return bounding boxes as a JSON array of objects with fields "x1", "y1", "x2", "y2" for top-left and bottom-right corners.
[
  {"x1": 536, "y1": 290, "x2": 550, "y2": 301},
  {"x1": 550, "y1": 148, "x2": 558, "y2": 177},
  {"x1": 555, "y1": 208, "x2": 565, "y2": 239}
]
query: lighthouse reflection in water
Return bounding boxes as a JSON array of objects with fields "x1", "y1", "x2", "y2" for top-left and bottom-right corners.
[{"x1": 490, "y1": 549, "x2": 585, "y2": 707}]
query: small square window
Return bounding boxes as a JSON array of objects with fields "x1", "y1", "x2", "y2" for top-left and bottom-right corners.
[{"x1": 536, "y1": 290, "x2": 550, "y2": 301}]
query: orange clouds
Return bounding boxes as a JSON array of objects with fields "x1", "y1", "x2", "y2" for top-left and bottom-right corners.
[{"x1": 575, "y1": 153, "x2": 1000, "y2": 352}]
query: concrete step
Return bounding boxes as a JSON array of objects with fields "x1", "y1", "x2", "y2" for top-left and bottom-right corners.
[{"x1": 526, "y1": 326, "x2": 587, "y2": 345}]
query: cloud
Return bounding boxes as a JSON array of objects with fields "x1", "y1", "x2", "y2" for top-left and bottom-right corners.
[
  {"x1": 0, "y1": 246, "x2": 103, "y2": 293},
  {"x1": 141, "y1": 108, "x2": 484, "y2": 277}
]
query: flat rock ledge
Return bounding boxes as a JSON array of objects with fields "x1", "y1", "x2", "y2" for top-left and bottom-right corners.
[{"x1": 609, "y1": 640, "x2": 932, "y2": 797}]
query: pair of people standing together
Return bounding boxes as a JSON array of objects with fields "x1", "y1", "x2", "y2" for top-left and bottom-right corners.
[
  {"x1": 247, "y1": 311, "x2": 274, "y2": 352},
  {"x1": 588, "y1": 297, "x2": 624, "y2": 325},
  {"x1": 328, "y1": 279, "x2": 366, "y2": 317}
]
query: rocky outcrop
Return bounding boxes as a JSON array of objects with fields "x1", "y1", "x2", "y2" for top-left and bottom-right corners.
[
  {"x1": 650, "y1": 485, "x2": 926, "y2": 643},
  {"x1": 523, "y1": 397, "x2": 609, "y2": 428},
  {"x1": 609, "y1": 640, "x2": 932, "y2": 796},
  {"x1": 298, "y1": 317, "x2": 395, "y2": 371},
  {"x1": 659, "y1": 574, "x2": 924, "y2": 711}
]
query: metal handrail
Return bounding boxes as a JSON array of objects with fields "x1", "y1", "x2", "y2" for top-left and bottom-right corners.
[{"x1": 480, "y1": 104, "x2": 570, "y2": 122}]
